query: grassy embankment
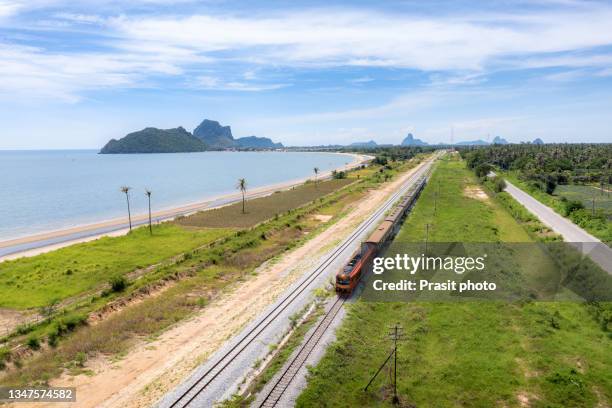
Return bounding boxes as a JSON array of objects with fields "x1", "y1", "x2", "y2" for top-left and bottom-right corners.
[
  {"x1": 504, "y1": 172, "x2": 611, "y2": 244},
  {"x1": 297, "y1": 156, "x2": 611, "y2": 407},
  {"x1": 0, "y1": 157, "x2": 420, "y2": 384}
]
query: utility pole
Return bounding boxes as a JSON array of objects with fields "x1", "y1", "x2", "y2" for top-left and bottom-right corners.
[
  {"x1": 389, "y1": 323, "x2": 404, "y2": 404},
  {"x1": 364, "y1": 323, "x2": 405, "y2": 405}
]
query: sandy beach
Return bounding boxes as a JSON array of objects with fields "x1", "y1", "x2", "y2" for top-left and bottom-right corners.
[{"x1": 0, "y1": 153, "x2": 370, "y2": 261}]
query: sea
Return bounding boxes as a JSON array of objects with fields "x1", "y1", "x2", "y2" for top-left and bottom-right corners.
[{"x1": 0, "y1": 150, "x2": 353, "y2": 241}]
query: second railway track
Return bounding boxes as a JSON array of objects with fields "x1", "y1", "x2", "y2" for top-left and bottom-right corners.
[{"x1": 162, "y1": 156, "x2": 437, "y2": 408}]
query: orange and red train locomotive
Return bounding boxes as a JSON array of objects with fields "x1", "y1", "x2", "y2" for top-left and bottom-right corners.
[{"x1": 335, "y1": 177, "x2": 426, "y2": 294}]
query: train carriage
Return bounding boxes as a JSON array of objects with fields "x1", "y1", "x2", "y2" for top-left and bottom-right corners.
[{"x1": 335, "y1": 176, "x2": 428, "y2": 294}]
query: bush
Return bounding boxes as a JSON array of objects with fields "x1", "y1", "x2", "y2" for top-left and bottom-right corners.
[
  {"x1": 332, "y1": 170, "x2": 347, "y2": 179},
  {"x1": 109, "y1": 276, "x2": 128, "y2": 292},
  {"x1": 493, "y1": 177, "x2": 506, "y2": 193},
  {"x1": 27, "y1": 336, "x2": 40, "y2": 350},
  {"x1": 563, "y1": 199, "x2": 584, "y2": 216}
]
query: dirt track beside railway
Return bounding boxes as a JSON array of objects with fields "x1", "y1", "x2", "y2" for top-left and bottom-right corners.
[{"x1": 15, "y1": 159, "x2": 429, "y2": 408}]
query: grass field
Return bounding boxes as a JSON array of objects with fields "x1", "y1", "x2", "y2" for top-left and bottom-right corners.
[
  {"x1": 0, "y1": 158, "x2": 419, "y2": 385},
  {"x1": 176, "y1": 178, "x2": 354, "y2": 228},
  {"x1": 296, "y1": 156, "x2": 611, "y2": 407},
  {"x1": 505, "y1": 172, "x2": 611, "y2": 244},
  {"x1": 555, "y1": 184, "x2": 612, "y2": 215},
  {"x1": 0, "y1": 224, "x2": 229, "y2": 309}
]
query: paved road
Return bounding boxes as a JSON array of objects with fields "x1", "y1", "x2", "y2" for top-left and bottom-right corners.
[
  {"x1": 156, "y1": 156, "x2": 438, "y2": 408},
  {"x1": 503, "y1": 179, "x2": 611, "y2": 274}
]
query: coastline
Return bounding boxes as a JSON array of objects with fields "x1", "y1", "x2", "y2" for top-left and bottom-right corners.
[{"x1": 0, "y1": 152, "x2": 370, "y2": 261}]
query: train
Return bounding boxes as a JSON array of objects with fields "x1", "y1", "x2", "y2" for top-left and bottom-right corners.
[{"x1": 335, "y1": 176, "x2": 427, "y2": 294}]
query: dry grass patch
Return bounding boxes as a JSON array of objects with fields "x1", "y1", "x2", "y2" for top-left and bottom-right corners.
[
  {"x1": 176, "y1": 179, "x2": 354, "y2": 229},
  {"x1": 463, "y1": 184, "x2": 490, "y2": 202}
]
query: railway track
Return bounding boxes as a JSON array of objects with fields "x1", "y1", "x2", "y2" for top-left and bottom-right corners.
[
  {"x1": 258, "y1": 296, "x2": 346, "y2": 407},
  {"x1": 164, "y1": 157, "x2": 436, "y2": 408}
]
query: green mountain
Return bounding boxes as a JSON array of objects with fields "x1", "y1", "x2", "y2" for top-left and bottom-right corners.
[
  {"x1": 235, "y1": 136, "x2": 283, "y2": 149},
  {"x1": 99, "y1": 127, "x2": 206, "y2": 154},
  {"x1": 192, "y1": 119, "x2": 235, "y2": 149}
]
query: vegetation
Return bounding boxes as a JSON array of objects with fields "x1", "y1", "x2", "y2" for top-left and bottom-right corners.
[
  {"x1": 176, "y1": 178, "x2": 354, "y2": 229},
  {"x1": 237, "y1": 178, "x2": 248, "y2": 214},
  {"x1": 120, "y1": 185, "x2": 133, "y2": 231},
  {"x1": 0, "y1": 224, "x2": 229, "y2": 309},
  {"x1": 99, "y1": 126, "x2": 207, "y2": 154},
  {"x1": 145, "y1": 188, "x2": 153, "y2": 235},
  {"x1": 0, "y1": 156, "x2": 419, "y2": 385},
  {"x1": 297, "y1": 156, "x2": 611, "y2": 407},
  {"x1": 461, "y1": 144, "x2": 612, "y2": 244}
]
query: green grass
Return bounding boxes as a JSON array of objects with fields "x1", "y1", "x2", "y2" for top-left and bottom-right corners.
[
  {"x1": 555, "y1": 184, "x2": 612, "y2": 214},
  {"x1": 296, "y1": 156, "x2": 611, "y2": 407},
  {"x1": 0, "y1": 224, "x2": 229, "y2": 309},
  {"x1": 0, "y1": 158, "x2": 421, "y2": 385},
  {"x1": 397, "y1": 156, "x2": 530, "y2": 243},
  {"x1": 176, "y1": 178, "x2": 354, "y2": 229},
  {"x1": 505, "y1": 172, "x2": 611, "y2": 244}
]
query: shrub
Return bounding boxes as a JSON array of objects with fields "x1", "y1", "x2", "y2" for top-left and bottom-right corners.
[
  {"x1": 27, "y1": 336, "x2": 40, "y2": 350},
  {"x1": 564, "y1": 199, "x2": 584, "y2": 216},
  {"x1": 109, "y1": 276, "x2": 128, "y2": 292},
  {"x1": 493, "y1": 177, "x2": 506, "y2": 193}
]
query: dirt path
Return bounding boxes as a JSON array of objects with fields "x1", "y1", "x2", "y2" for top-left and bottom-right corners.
[{"x1": 15, "y1": 160, "x2": 426, "y2": 408}]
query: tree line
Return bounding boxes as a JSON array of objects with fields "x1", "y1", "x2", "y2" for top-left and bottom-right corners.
[{"x1": 459, "y1": 144, "x2": 612, "y2": 194}]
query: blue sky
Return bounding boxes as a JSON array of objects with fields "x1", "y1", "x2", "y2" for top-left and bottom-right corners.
[{"x1": 1, "y1": 0, "x2": 611, "y2": 149}]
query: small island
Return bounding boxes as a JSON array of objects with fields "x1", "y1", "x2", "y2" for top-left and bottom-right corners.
[{"x1": 100, "y1": 119, "x2": 284, "y2": 153}]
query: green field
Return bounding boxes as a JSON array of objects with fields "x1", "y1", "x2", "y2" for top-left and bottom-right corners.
[
  {"x1": 0, "y1": 224, "x2": 229, "y2": 309},
  {"x1": 0, "y1": 158, "x2": 420, "y2": 385},
  {"x1": 555, "y1": 184, "x2": 612, "y2": 215},
  {"x1": 505, "y1": 172, "x2": 611, "y2": 244},
  {"x1": 297, "y1": 156, "x2": 611, "y2": 407}
]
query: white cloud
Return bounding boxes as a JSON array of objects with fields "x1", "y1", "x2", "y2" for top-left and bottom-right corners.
[
  {"x1": 108, "y1": 6, "x2": 612, "y2": 71},
  {"x1": 2, "y1": 3, "x2": 612, "y2": 100},
  {"x1": 192, "y1": 75, "x2": 289, "y2": 91}
]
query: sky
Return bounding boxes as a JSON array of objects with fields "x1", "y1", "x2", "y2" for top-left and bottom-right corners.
[{"x1": 1, "y1": 0, "x2": 611, "y2": 149}]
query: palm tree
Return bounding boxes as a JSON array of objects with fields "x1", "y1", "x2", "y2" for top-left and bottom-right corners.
[
  {"x1": 145, "y1": 189, "x2": 152, "y2": 235},
  {"x1": 236, "y1": 178, "x2": 247, "y2": 214},
  {"x1": 120, "y1": 186, "x2": 132, "y2": 231},
  {"x1": 313, "y1": 167, "x2": 319, "y2": 189}
]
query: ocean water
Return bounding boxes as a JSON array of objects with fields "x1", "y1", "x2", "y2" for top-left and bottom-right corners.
[{"x1": 0, "y1": 150, "x2": 353, "y2": 241}]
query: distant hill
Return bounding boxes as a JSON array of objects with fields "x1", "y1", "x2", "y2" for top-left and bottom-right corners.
[
  {"x1": 455, "y1": 139, "x2": 489, "y2": 146},
  {"x1": 492, "y1": 136, "x2": 508, "y2": 144},
  {"x1": 533, "y1": 138, "x2": 544, "y2": 145},
  {"x1": 350, "y1": 140, "x2": 378, "y2": 147},
  {"x1": 235, "y1": 136, "x2": 283, "y2": 149},
  {"x1": 100, "y1": 119, "x2": 285, "y2": 153},
  {"x1": 193, "y1": 119, "x2": 235, "y2": 149},
  {"x1": 401, "y1": 133, "x2": 428, "y2": 146},
  {"x1": 99, "y1": 127, "x2": 206, "y2": 154}
]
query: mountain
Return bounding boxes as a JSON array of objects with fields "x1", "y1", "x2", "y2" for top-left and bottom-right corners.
[
  {"x1": 533, "y1": 138, "x2": 544, "y2": 145},
  {"x1": 99, "y1": 127, "x2": 206, "y2": 154},
  {"x1": 235, "y1": 136, "x2": 283, "y2": 149},
  {"x1": 350, "y1": 140, "x2": 378, "y2": 147},
  {"x1": 492, "y1": 136, "x2": 508, "y2": 144},
  {"x1": 401, "y1": 133, "x2": 428, "y2": 146},
  {"x1": 193, "y1": 119, "x2": 235, "y2": 149},
  {"x1": 455, "y1": 139, "x2": 489, "y2": 146}
]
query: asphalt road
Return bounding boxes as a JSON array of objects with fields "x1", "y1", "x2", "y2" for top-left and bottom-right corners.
[
  {"x1": 504, "y1": 179, "x2": 611, "y2": 274},
  {"x1": 156, "y1": 156, "x2": 437, "y2": 408}
]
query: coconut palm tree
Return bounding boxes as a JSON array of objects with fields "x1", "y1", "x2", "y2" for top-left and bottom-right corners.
[
  {"x1": 120, "y1": 186, "x2": 132, "y2": 231},
  {"x1": 145, "y1": 188, "x2": 152, "y2": 235},
  {"x1": 236, "y1": 178, "x2": 247, "y2": 214},
  {"x1": 313, "y1": 167, "x2": 319, "y2": 189}
]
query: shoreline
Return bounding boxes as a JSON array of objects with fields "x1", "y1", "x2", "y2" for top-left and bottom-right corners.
[{"x1": 0, "y1": 152, "x2": 370, "y2": 261}]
